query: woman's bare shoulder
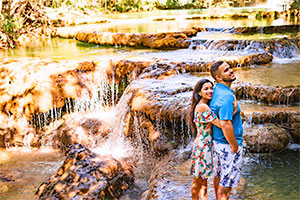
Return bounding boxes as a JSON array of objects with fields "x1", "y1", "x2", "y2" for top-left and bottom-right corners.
[{"x1": 195, "y1": 103, "x2": 210, "y2": 113}]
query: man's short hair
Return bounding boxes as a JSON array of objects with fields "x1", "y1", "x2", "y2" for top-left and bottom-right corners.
[{"x1": 210, "y1": 61, "x2": 224, "y2": 80}]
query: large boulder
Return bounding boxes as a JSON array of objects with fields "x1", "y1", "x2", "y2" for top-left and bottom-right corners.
[
  {"x1": 243, "y1": 124, "x2": 290, "y2": 153},
  {"x1": 36, "y1": 144, "x2": 134, "y2": 200}
]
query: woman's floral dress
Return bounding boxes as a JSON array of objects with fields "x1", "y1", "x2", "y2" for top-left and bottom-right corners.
[{"x1": 190, "y1": 110, "x2": 217, "y2": 179}]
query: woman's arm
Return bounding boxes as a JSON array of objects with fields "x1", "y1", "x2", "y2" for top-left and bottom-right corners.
[
  {"x1": 211, "y1": 118, "x2": 221, "y2": 128},
  {"x1": 233, "y1": 95, "x2": 238, "y2": 116},
  {"x1": 195, "y1": 103, "x2": 221, "y2": 128}
]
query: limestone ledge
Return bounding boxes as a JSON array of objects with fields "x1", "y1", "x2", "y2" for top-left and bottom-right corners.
[
  {"x1": 120, "y1": 76, "x2": 300, "y2": 155},
  {"x1": 234, "y1": 82, "x2": 300, "y2": 105},
  {"x1": 74, "y1": 31, "x2": 191, "y2": 49},
  {"x1": 50, "y1": 24, "x2": 300, "y2": 52},
  {"x1": 0, "y1": 60, "x2": 107, "y2": 148},
  {"x1": 109, "y1": 52, "x2": 273, "y2": 82},
  {"x1": 244, "y1": 111, "x2": 300, "y2": 144}
]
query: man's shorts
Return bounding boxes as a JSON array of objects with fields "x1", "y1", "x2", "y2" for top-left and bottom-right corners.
[{"x1": 213, "y1": 141, "x2": 243, "y2": 187}]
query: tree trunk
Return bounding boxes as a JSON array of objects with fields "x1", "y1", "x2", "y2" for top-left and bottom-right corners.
[{"x1": 0, "y1": 0, "x2": 2, "y2": 14}]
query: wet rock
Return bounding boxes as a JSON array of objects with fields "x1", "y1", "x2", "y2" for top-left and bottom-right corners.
[
  {"x1": 289, "y1": 113, "x2": 300, "y2": 144},
  {"x1": 36, "y1": 144, "x2": 134, "y2": 200},
  {"x1": 119, "y1": 75, "x2": 193, "y2": 155},
  {"x1": 0, "y1": 115, "x2": 38, "y2": 148},
  {"x1": 107, "y1": 60, "x2": 156, "y2": 85},
  {"x1": 111, "y1": 53, "x2": 273, "y2": 81},
  {"x1": 0, "y1": 60, "x2": 96, "y2": 121},
  {"x1": 243, "y1": 124, "x2": 290, "y2": 153},
  {"x1": 52, "y1": 116, "x2": 112, "y2": 151},
  {"x1": 234, "y1": 83, "x2": 300, "y2": 105}
]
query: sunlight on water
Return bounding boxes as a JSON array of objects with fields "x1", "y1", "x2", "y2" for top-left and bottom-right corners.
[
  {"x1": 192, "y1": 61, "x2": 300, "y2": 87},
  {"x1": 235, "y1": 61, "x2": 300, "y2": 87},
  {"x1": 0, "y1": 38, "x2": 154, "y2": 61},
  {"x1": 0, "y1": 147, "x2": 64, "y2": 200}
]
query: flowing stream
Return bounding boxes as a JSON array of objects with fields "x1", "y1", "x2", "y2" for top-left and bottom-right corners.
[{"x1": 0, "y1": 7, "x2": 299, "y2": 200}]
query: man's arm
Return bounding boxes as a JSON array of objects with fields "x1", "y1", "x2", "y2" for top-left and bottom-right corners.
[{"x1": 220, "y1": 120, "x2": 238, "y2": 153}]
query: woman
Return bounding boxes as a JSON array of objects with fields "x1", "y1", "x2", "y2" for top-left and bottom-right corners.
[{"x1": 189, "y1": 78, "x2": 237, "y2": 200}]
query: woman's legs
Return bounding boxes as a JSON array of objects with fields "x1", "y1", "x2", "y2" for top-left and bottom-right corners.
[{"x1": 191, "y1": 177, "x2": 208, "y2": 200}]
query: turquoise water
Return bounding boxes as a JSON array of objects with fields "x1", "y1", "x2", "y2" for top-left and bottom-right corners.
[{"x1": 238, "y1": 150, "x2": 300, "y2": 200}]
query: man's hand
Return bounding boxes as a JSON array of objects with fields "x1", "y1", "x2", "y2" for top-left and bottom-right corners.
[
  {"x1": 231, "y1": 144, "x2": 238, "y2": 154},
  {"x1": 220, "y1": 120, "x2": 238, "y2": 154}
]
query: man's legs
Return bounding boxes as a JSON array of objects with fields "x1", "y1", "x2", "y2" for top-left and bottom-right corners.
[
  {"x1": 213, "y1": 175, "x2": 220, "y2": 199},
  {"x1": 213, "y1": 141, "x2": 243, "y2": 200},
  {"x1": 214, "y1": 176, "x2": 231, "y2": 200},
  {"x1": 217, "y1": 185, "x2": 231, "y2": 200}
]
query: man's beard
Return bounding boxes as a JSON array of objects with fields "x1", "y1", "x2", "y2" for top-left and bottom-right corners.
[{"x1": 223, "y1": 76, "x2": 236, "y2": 83}]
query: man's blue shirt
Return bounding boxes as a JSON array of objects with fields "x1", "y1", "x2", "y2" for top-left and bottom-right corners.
[{"x1": 209, "y1": 83, "x2": 243, "y2": 146}]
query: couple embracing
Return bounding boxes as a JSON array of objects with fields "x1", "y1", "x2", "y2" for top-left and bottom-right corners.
[{"x1": 189, "y1": 61, "x2": 243, "y2": 200}]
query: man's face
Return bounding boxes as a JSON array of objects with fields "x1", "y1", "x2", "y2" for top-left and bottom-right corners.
[{"x1": 218, "y1": 62, "x2": 236, "y2": 83}]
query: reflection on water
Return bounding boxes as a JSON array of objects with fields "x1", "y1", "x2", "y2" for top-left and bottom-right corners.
[
  {"x1": 235, "y1": 61, "x2": 300, "y2": 87},
  {"x1": 237, "y1": 150, "x2": 300, "y2": 200},
  {"x1": 0, "y1": 38, "x2": 156, "y2": 61},
  {"x1": 0, "y1": 148, "x2": 64, "y2": 200},
  {"x1": 192, "y1": 61, "x2": 300, "y2": 87}
]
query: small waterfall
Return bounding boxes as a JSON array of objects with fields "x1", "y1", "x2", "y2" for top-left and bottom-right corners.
[
  {"x1": 243, "y1": 112, "x2": 253, "y2": 129},
  {"x1": 190, "y1": 38, "x2": 300, "y2": 58},
  {"x1": 30, "y1": 72, "x2": 118, "y2": 130}
]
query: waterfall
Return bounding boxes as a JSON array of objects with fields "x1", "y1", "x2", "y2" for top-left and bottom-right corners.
[{"x1": 190, "y1": 38, "x2": 299, "y2": 58}]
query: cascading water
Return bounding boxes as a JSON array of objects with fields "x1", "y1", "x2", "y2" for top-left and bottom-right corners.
[{"x1": 190, "y1": 35, "x2": 300, "y2": 58}]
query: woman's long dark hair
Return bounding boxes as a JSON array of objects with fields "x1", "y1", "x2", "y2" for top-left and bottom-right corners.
[{"x1": 189, "y1": 78, "x2": 213, "y2": 134}]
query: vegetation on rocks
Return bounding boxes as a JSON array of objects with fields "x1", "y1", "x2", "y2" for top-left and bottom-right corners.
[{"x1": 0, "y1": 0, "x2": 48, "y2": 49}]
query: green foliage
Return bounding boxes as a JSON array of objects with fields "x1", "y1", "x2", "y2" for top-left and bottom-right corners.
[
  {"x1": 290, "y1": 0, "x2": 300, "y2": 10},
  {"x1": 100, "y1": 0, "x2": 144, "y2": 13},
  {"x1": 0, "y1": 15, "x2": 20, "y2": 39}
]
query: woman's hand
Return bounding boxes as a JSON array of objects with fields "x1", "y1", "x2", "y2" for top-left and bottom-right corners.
[{"x1": 233, "y1": 95, "x2": 237, "y2": 116}]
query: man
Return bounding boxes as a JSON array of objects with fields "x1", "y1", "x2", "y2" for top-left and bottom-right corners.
[{"x1": 209, "y1": 61, "x2": 243, "y2": 200}]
